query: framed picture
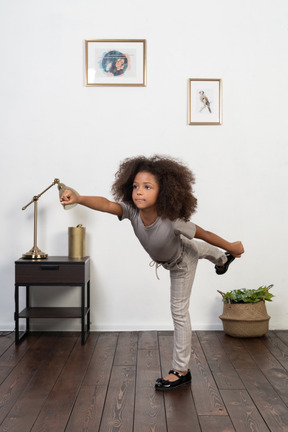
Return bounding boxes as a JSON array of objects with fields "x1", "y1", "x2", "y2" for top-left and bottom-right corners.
[
  {"x1": 85, "y1": 39, "x2": 146, "y2": 86},
  {"x1": 188, "y1": 79, "x2": 222, "y2": 125}
]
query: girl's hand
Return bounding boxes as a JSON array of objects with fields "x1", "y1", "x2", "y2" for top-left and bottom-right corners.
[
  {"x1": 60, "y1": 189, "x2": 78, "y2": 206},
  {"x1": 228, "y1": 241, "x2": 244, "y2": 258}
]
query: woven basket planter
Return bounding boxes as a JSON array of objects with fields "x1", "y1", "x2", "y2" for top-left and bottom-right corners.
[{"x1": 219, "y1": 300, "x2": 270, "y2": 338}]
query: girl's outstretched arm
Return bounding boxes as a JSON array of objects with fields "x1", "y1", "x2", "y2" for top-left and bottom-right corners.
[
  {"x1": 195, "y1": 225, "x2": 244, "y2": 257},
  {"x1": 60, "y1": 190, "x2": 123, "y2": 217}
]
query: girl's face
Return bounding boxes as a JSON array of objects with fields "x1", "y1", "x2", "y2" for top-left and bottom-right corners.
[{"x1": 132, "y1": 171, "x2": 159, "y2": 212}]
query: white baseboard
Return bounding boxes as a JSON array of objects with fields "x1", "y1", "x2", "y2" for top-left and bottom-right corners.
[{"x1": 0, "y1": 322, "x2": 285, "y2": 332}]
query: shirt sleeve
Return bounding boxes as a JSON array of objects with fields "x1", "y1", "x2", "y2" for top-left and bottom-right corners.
[
  {"x1": 173, "y1": 219, "x2": 196, "y2": 240},
  {"x1": 118, "y1": 202, "x2": 137, "y2": 221},
  {"x1": 118, "y1": 202, "x2": 129, "y2": 220}
]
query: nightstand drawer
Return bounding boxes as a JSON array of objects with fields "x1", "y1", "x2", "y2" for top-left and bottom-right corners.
[{"x1": 15, "y1": 262, "x2": 86, "y2": 284}]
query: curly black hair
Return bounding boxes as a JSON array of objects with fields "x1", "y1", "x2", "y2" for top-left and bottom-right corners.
[{"x1": 111, "y1": 155, "x2": 197, "y2": 221}]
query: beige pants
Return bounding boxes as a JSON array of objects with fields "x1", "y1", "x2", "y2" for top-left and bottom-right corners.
[{"x1": 162, "y1": 237, "x2": 227, "y2": 371}]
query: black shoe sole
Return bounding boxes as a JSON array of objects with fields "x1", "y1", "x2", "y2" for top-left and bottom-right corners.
[{"x1": 155, "y1": 379, "x2": 191, "y2": 391}]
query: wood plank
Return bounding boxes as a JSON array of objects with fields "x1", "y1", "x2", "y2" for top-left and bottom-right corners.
[
  {"x1": 199, "y1": 415, "x2": 235, "y2": 432},
  {"x1": 113, "y1": 331, "x2": 138, "y2": 366},
  {"x1": 0, "y1": 333, "x2": 41, "y2": 369},
  {"x1": 99, "y1": 366, "x2": 136, "y2": 432},
  {"x1": 65, "y1": 385, "x2": 107, "y2": 432},
  {"x1": 0, "y1": 333, "x2": 14, "y2": 356},
  {"x1": 215, "y1": 331, "x2": 257, "y2": 370},
  {"x1": 134, "y1": 348, "x2": 167, "y2": 432},
  {"x1": 275, "y1": 331, "x2": 288, "y2": 346},
  {"x1": 190, "y1": 332, "x2": 227, "y2": 416},
  {"x1": 82, "y1": 332, "x2": 118, "y2": 386},
  {"x1": 219, "y1": 335, "x2": 288, "y2": 431},
  {"x1": 165, "y1": 386, "x2": 201, "y2": 432},
  {"x1": 221, "y1": 389, "x2": 270, "y2": 432},
  {"x1": 67, "y1": 333, "x2": 136, "y2": 432},
  {"x1": 30, "y1": 333, "x2": 98, "y2": 432},
  {"x1": 0, "y1": 366, "x2": 11, "y2": 387},
  {"x1": 0, "y1": 334, "x2": 77, "y2": 432},
  {"x1": 242, "y1": 337, "x2": 288, "y2": 406},
  {"x1": 229, "y1": 369, "x2": 288, "y2": 431},
  {"x1": 197, "y1": 331, "x2": 245, "y2": 390},
  {"x1": 138, "y1": 330, "x2": 159, "y2": 350},
  {"x1": 263, "y1": 332, "x2": 288, "y2": 372},
  {"x1": 0, "y1": 333, "x2": 58, "y2": 424}
]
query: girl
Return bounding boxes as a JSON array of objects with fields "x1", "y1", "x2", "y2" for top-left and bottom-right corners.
[{"x1": 60, "y1": 155, "x2": 244, "y2": 391}]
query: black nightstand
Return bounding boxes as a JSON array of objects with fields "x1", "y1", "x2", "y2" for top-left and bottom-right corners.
[{"x1": 14, "y1": 256, "x2": 90, "y2": 345}]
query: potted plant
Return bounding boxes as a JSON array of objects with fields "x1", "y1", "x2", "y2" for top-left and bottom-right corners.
[{"x1": 217, "y1": 285, "x2": 274, "y2": 338}]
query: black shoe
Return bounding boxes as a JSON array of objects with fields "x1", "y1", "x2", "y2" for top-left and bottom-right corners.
[
  {"x1": 215, "y1": 252, "x2": 235, "y2": 275},
  {"x1": 155, "y1": 369, "x2": 191, "y2": 391}
]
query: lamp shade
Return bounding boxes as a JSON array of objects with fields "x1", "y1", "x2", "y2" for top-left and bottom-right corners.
[{"x1": 57, "y1": 182, "x2": 79, "y2": 210}]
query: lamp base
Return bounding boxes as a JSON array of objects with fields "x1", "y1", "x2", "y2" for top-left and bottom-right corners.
[{"x1": 22, "y1": 246, "x2": 48, "y2": 259}]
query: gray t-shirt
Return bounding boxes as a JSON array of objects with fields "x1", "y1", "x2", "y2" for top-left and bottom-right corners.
[{"x1": 119, "y1": 202, "x2": 196, "y2": 263}]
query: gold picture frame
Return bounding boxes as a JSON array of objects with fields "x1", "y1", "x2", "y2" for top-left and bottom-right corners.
[
  {"x1": 189, "y1": 78, "x2": 222, "y2": 125},
  {"x1": 85, "y1": 39, "x2": 146, "y2": 87}
]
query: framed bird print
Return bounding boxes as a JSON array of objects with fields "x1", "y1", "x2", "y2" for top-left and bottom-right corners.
[
  {"x1": 188, "y1": 79, "x2": 222, "y2": 125},
  {"x1": 85, "y1": 39, "x2": 146, "y2": 86}
]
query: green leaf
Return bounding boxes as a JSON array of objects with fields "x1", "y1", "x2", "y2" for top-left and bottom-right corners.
[{"x1": 220, "y1": 285, "x2": 274, "y2": 303}]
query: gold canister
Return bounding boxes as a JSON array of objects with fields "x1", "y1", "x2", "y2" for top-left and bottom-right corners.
[{"x1": 68, "y1": 224, "x2": 86, "y2": 258}]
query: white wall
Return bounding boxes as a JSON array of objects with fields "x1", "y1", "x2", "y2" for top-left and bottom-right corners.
[{"x1": 1, "y1": 0, "x2": 287, "y2": 332}]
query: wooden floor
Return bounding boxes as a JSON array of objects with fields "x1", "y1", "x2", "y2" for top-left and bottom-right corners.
[{"x1": 1, "y1": 331, "x2": 288, "y2": 432}]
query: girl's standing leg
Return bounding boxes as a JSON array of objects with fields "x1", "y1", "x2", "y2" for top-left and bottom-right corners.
[
  {"x1": 169, "y1": 239, "x2": 227, "y2": 372},
  {"x1": 169, "y1": 239, "x2": 199, "y2": 372},
  {"x1": 155, "y1": 239, "x2": 228, "y2": 389}
]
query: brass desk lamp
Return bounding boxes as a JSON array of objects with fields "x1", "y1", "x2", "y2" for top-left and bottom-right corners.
[{"x1": 22, "y1": 178, "x2": 78, "y2": 259}]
